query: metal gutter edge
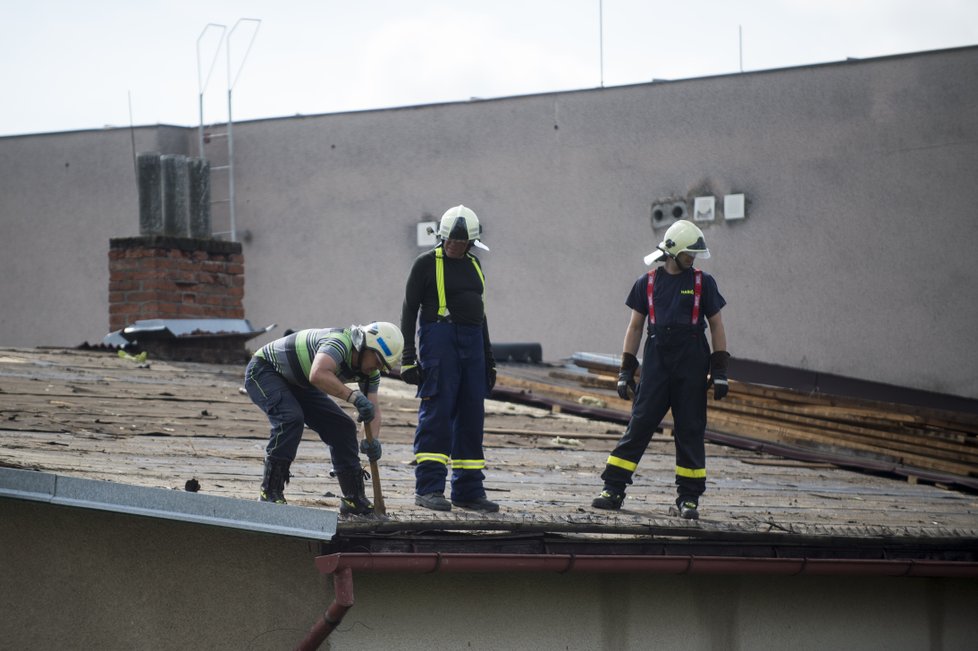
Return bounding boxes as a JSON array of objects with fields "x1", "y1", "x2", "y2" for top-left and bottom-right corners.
[
  {"x1": 0, "y1": 466, "x2": 336, "y2": 541},
  {"x1": 315, "y1": 553, "x2": 978, "y2": 578}
]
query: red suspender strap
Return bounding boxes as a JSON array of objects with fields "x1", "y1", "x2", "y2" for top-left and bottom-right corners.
[
  {"x1": 648, "y1": 268, "x2": 702, "y2": 325},
  {"x1": 646, "y1": 269, "x2": 656, "y2": 325}
]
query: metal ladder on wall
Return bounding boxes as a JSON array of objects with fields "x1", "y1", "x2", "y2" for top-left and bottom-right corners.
[{"x1": 196, "y1": 19, "x2": 261, "y2": 242}]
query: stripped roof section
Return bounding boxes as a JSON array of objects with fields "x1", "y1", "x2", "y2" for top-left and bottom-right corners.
[{"x1": 0, "y1": 347, "x2": 976, "y2": 557}]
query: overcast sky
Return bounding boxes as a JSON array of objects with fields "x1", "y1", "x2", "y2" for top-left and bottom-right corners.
[{"x1": 2, "y1": 0, "x2": 976, "y2": 137}]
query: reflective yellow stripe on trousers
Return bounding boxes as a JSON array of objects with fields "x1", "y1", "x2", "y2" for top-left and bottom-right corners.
[
  {"x1": 451, "y1": 458, "x2": 486, "y2": 470},
  {"x1": 606, "y1": 455, "x2": 637, "y2": 472},
  {"x1": 675, "y1": 465, "x2": 706, "y2": 478},
  {"x1": 416, "y1": 452, "x2": 450, "y2": 465}
]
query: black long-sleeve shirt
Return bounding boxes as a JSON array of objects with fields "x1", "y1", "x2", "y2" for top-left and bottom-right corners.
[{"x1": 400, "y1": 247, "x2": 492, "y2": 358}]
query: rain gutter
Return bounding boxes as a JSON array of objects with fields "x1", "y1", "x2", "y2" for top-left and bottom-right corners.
[{"x1": 296, "y1": 552, "x2": 978, "y2": 648}]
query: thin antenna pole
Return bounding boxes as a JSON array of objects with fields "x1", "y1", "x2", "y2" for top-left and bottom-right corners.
[
  {"x1": 128, "y1": 91, "x2": 137, "y2": 178},
  {"x1": 599, "y1": 0, "x2": 605, "y2": 87},
  {"x1": 226, "y1": 18, "x2": 261, "y2": 242},
  {"x1": 739, "y1": 25, "x2": 744, "y2": 73},
  {"x1": 197, "y1": 23, "x2": 227, "y2": 158}
]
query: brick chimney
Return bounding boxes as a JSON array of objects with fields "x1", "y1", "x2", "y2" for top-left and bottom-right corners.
[{"x1": 108, "y1": 236, "x2": 244, "y2": 333}]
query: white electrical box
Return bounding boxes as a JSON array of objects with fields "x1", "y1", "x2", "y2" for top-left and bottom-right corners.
[
  {"x1": 724, "y1": 194, "x2": 746, "y2": 220},
  {"x1": 417, "y1": 221, "x2": 438, "y2": 247},
  {"x1": 693, "y1": 196, "x2": 715, "y2": 222}
]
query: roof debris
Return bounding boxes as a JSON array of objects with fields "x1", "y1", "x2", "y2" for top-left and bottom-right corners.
[{"x1": 0, "y1": 347, "x2": 976, "y2": 560}]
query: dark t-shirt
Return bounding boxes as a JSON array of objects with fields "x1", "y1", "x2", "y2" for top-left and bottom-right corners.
[{"x1": 626, "y1": 267, "x2": 726, "y2": 331}]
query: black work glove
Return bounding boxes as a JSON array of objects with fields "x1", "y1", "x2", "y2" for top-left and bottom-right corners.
[
  {"x1": 400, "y1": 364, "x2": 423, "y2": 386},
  {"x1": 484, "y1": 342, "x2": 497, "y2": 392},
  {"x1": 708, "y1": 351, "x2": 730, "y2": 400},
  {"x1": 617, "y1": 352, "x2": 639, "y2": 401},
  {"x1": 347, "y1": 389, "x2": 375, "y2": 423},
  {"x1": 359, "y1": 437, "x2": 382, "y2": 461},
  {"x1": 400, "y1": 351, "x2": 423, "y2": 386}
]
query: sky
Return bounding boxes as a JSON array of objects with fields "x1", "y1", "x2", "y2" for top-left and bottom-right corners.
[{"x1": 2, "y1": 0, "x2": 977, "y2": 137}]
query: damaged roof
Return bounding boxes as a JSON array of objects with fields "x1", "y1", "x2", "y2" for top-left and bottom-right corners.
[{"x1": 0, "y1": 347, "x2": 976, "y2": 562}]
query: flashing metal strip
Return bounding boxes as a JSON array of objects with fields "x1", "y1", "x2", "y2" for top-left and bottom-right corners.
[{"x1": 0, "y1": 466, "x2": 336, "y2": 541}]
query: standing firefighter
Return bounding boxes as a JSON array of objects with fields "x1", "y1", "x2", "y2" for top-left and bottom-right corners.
[
  {"x1": 244, "y1": 323, "x2": 403, "y2": 514},
  {"x1": 592, "y1": 220, "x2": 729, "y2": 519},
  {"x1": 400, "y1": 205, "x2": 499, "y2": 512}
]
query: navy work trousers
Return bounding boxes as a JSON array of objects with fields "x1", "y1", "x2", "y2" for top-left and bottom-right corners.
[
  {"x1": 413, "y1": 321, "x2": 488, "y2": 501},
  {"x1": 601, "y1": 325, "x2": 710, "y2": 500},
  {"x1": 244, "y1": 357, "x2": 359, "y2": 473}
]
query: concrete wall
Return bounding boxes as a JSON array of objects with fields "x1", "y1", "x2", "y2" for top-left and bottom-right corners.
[
  {"x1": 3, "y1": 499, "x2": 977, "y2": 650},
  {"x1": 1, "y1": 47, "x2": 976, "y2": 398},
  {"x1": 0, "y1": 126, "x2": 191, "y2": 348}
]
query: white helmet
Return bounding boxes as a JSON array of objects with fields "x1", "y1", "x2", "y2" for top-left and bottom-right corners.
[
  {"x1": 351, "y1": 322, "x2": 404, "y2": 371},
  {"x1": 438, "y1": 205, "x2": 489, "y2": 251},
  {"x1": 643, "y1": 220, "x2": 711, "y2": 265}
]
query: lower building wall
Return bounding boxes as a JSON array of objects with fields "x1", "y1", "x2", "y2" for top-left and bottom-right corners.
[{"x1": 2, "y1": 499, "x2": 976, "y2": 650}]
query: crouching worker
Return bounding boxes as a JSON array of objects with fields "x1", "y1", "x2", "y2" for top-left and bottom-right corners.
[
  {"x1": 244, "y1": 322, "x2": 403, "y2": 514},
  {"x1": 593, "y1": 220, "x2": 729, "y2": 520}
]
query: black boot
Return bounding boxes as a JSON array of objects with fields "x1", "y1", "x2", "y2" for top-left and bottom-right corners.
[
  {"x1": 260, "y1": 458, "x2": 291, "y2": 504},
  {"x1": 335, "y1": 468, "x2": 373, "y2": 515},
  {"x1": 669, "y1": 496, "x2": 700, "y2": 520},
  {"x1": 592, "y1": 485, "x2": 626, "y2": 510}
]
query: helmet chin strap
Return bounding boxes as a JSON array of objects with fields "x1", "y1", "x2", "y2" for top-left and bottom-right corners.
[
  {"x1": 664, "y1": 253, "x2": 693, "y2": 272},
  {"x1": 354, "y1": 348, "x2": 375, "y2": 374}
]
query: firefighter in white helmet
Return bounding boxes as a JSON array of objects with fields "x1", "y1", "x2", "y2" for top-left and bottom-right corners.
[
  {"x1": 593, "y1": 220, "x2": 729, "y2": 520},
  {"x1": 400, "y1": 204, "x2": 499, "y2": 512},
  {"x1": 244, "y1": 322, "x2": 403, "y2": 514}
]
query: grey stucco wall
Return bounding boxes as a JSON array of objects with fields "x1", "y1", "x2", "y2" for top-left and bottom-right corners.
[
  {"x1": 3, "y1": 499, "x2": 977, "y2": 650},
  {"x1": 0, "y1": 126, "x2": 191, "y2": 349},
  {"x1": 1, "y1": 48, "x2": 976, "y2": 398}
]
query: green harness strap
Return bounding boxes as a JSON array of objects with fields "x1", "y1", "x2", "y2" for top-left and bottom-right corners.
[{"x1": 435, "y1": 247, "x2": 485, "y2": 318}]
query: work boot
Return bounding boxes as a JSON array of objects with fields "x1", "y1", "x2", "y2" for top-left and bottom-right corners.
[
  {"x1": 452, "y1": 495, "x2": 499, "y2": 513},
  {"x1": 415, "y1": 492, "x2": 452, "y2": 511},
  {"x1": 591, "y1": 488, "x2": 625, "y2": 510},
  {"x1": 259, "y1": 458, "x2": 291, "y2": 504},
  {"x1": 335, "y1": 468, "x2": 373, "y2": 515},
  {"x1": 669, "y1": 497, "x2": 700, "y2": 520}
]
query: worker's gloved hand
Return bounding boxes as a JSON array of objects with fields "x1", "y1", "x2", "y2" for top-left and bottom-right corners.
[
  {"x1": 400, "y1": 351, "x2": 423, "y2": 386},
  {"x1": 359, "y1": 437, "x2": 382, "y2": 461},
  {"x1": 347, "y1": 389, "x2": 375, "y2": 423},
  {"x1": 708, "y1": 351, "x2": 731, "y2": 400},
  {"x1": 617, "y1": 352, "x2": 639, "y2": 401},
  {"x1": 400, "y1": 363, "x2": 423, "y2": 386},
  {"x1": 484, "y1": 343, "x2": 497, "y2": 392}
]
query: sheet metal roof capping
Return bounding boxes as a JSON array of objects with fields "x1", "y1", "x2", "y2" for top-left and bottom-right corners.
[
  {"x1": 0, "y1": 466, "x2": 336, "y2": 541},
  {"x1": 98, "y1": 319, "x2": 275, "y2": 363},
  {"x1": 0, "y1": 346, "x2": 976, "y2": 566}
]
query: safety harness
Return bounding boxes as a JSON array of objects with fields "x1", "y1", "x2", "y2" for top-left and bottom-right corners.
[
  {"x1": 647, "y1": 267, "x2": 702, "y2": 325},
  {"x1": 435, "y1": 246, "x2": 485, "y2": 318}
]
